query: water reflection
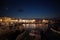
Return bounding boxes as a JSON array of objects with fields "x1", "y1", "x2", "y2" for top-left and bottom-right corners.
[{"x1": 23, "y1": 24, "x2": 48, "y2": 29}]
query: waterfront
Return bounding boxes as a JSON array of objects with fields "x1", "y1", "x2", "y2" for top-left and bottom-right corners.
[
  {"x1": 0, "y1": 17, "x2": 60, "y2": 40},
  {"x1": 0, "y1": 21, "x2": 60, "y2": 40}
]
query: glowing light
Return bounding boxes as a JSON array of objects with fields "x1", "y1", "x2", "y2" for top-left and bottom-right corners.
[
  {"x1": 31, "y1": 19, "x2": 35, "y2": 23},
  {"x1": 42, "y1": 19, "x2": 48, "y2": 23},
  {"x1": 18, "y1": 19, "x2": 35, "y2": 23},
  {"x1": 0, "y1": 19, "x2": 2, "y2": 22},
  {"x1": 15, "y1": 20, "x2": 18, "y2": 22},
  {"x1": 22, "y1": 20, "x2": 26, "y2": 22},
  {"x1": 19, "y1": 19, "x2": 22, "y2": 22},
  {"x1": 42, "y1": 19, "x2": 46, "y2": 22},
  {"x1": 11, "y1": 20, "x2": 18, "y2": 22}
]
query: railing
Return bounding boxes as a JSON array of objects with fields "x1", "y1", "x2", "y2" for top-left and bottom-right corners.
[{"x1": 16, "y1": 31, "x2": 26, "y2": 40}]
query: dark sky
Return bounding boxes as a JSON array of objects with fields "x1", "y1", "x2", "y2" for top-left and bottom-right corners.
[{"x1": 0, "y1": 0, "x2": 60, "y2": 18}]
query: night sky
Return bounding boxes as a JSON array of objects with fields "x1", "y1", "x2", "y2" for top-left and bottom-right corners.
[{"x1": 0, "y1": 0, "x2": 60, "y2": 18}]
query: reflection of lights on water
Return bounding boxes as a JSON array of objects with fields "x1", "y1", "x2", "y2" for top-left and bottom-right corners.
[
  {"x1": 1, "y1": 23, "x2": 5, "y2": 25},
  {"x1": 10, "y1": 22, "x2": 14, "y2": 24},
  {"x1": 39, "y1": 24, "x2": 42, "y2": 26},
  {"x1": 36, "y1": 24, "x2": 42, "y2": 27},
  {"x1": 23, "y1": 24, "x2": 36, "y2": 28},
  {"x1": 23, "y1": 24, "x2": 25, "y2": 26},
  {"x1": 29, "y1": 24, "x2": 36, "y2": 28},
  {"x1": 23, "y1": 23, "x2": 48, "y2": 28}
]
